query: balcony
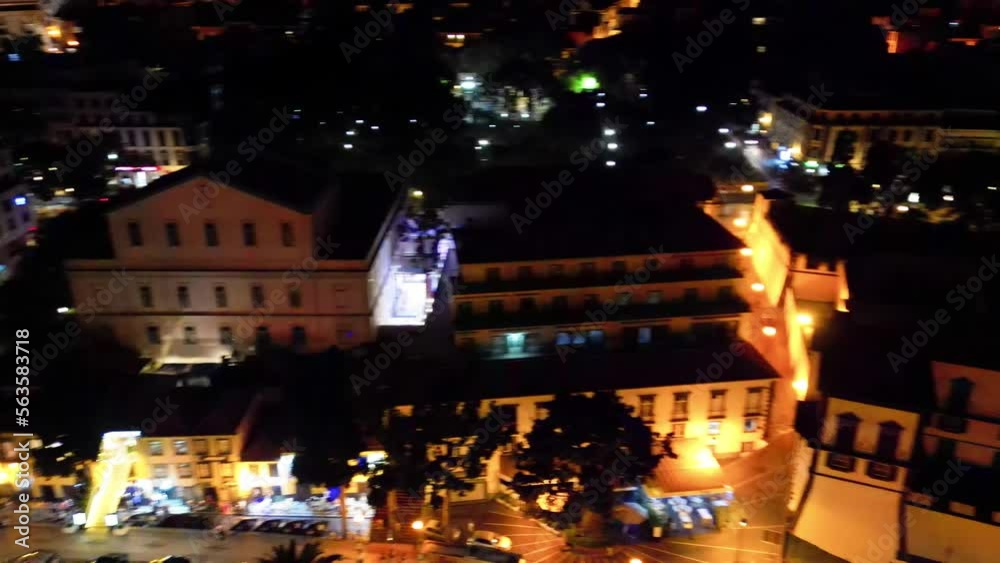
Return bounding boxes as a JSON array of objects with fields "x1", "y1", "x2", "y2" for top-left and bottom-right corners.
[
  {"x1": 866, "y1": 460, "x2": 898, "y2": 482},
  {"x1": 454, "y1": 297, "x2": 750, "y2": 331},
  {"x1": 935, "y1": 414, "x2": 967, "y2": 434},
  {"x1": 458, "y1": 266, "x2": 743, "y2": 295},
  {"x1": 707, "y1": 410, "x2": 727, "y2": 419},
  {"x1": 826, "y1": 452, "x2": 856, "y2": 472}
]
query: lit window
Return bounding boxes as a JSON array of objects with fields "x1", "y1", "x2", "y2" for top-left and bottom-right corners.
[
  {"x1": 707, "y1": 421, "x2": 722, "y2": 436},
  {"x1": 756, "y1": 45, "x2": 767, "y2": 53},
  {"x1": 638, "y1": 327, "x2": 652, "y2": 344},
  {"x1": 587, "y1": 330, "x2": 604, "y2": 346},
  {"x1": 153, "y1": 464, "x2": 168, "y2": 478},
  {"x1": 149, "y1": 440, "x2": 163, "y2": 456},
  {"x1": 751, "y1": 17, "x2": 766, "y2": 25},
  {"x1": 647, "y1": 291, "x2": 662, "y2": 304},
  {"x1": 672, "y1": 392, "x2": 689, "y2": 419},
  {"x1": 639, "y1": 395, "x2": 655, "y2": 422},
  {"x1": 193, "y1": 439, "x2": 208, "y2": 455},
  {"x1": 555, "y1": 332, "x2": 571, "y2": 346},
  {"x1": 173, "y1": 440, "x2": 189, "y2": 454},
  {"x1": 744, "y1": 418, "x2": 758, "y2": 432},
  {"x1": 217, "y1": 439, "x2": 231, "y2": 455},
  {"x1": 177, "y1": 463, "x2": 193, "y2": 478},
  {"x1": 197, "y1": 462, "x2": 212, "y2": 479}
]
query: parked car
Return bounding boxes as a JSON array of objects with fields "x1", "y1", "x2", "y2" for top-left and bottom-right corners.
[
  {"x1": 280, "y1": 520, "x2": 309, "y2": 535},
  {"x1": 157, "y1": 515, "x2": 210, "y2": 530},
  {"x1": 305, "y1": 521, "x2": 330, "y2": 537},
  {"x1": 91, "y1": 554, "x2": 128, "y2": 563},
  {"x1": 467, "y1": 530, "x2": 503, "y2": 549},
  {"x1": 150, "y1": 557, "x2": 191, "y2": 563},
  {"x1": 124, "y1": 514, "x2": 159, "y2": 527},
  {"x1": 423, "y1": 519, "x2": 446, "y2": 540},
  {"x1": 254, "y1": 519, "x2": 286, "y2": 533},
  {"x1": 229, "y1": 518, "x2": 259, "y2": 532}
]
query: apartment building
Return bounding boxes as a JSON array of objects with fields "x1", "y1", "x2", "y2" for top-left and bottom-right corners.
[
  {"x1": 64, "y1": 161, "x2": 405, "y2": 363},
  {"x1": 0, "y1": 181, "x2": 36, "y2": 280},
  {"x1": 451, "y1": 206, "x2": 754, "y2": 358},
  {"x1": 767, "y1": 95, "x2": 1000, "y2": 169},
  {"x1": 787, "y1": 314, "x2": 1000, "y2": 563},
  {"x1": 47, "y1": 89, "x2": 205, "y2": 187}
]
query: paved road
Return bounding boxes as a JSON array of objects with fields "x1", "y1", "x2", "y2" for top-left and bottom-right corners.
[{"x1": 0, "y1": 525, "x2": 367, "y2": 563}]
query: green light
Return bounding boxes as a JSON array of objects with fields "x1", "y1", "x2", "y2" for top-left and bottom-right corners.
[
  {"x1": 804, "y1": 160, "x2": 819, "y2": 168},
  {"x1": 569, "y1": 72, "x2": 601, "y2": 93},
  {"x1": 834, "y1": 163, "x2": 845, "y2": 168}
]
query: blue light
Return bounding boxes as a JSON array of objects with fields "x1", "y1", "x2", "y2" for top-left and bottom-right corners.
[
  {"x1": 7, "y1": 53, "x2": 20, "y2": 62},
  {"x1": 14, "y1": 197, "x2": 27, "y2": 206}
]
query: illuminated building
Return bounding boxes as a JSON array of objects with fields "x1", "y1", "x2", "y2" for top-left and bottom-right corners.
[
  {"x1": 451, "y1": 206, "x2": 755, "y2": 358},
  {"x1": 0, "y1": 177, "x2": 37, "y2": 282},
  {"x1": 786, "y1": 315, "x2": 1000, "y2": 562},
  {"x1": 766, "y1": 95, "x2": 1000, "y2": 169},
  {"x1": 0, "y1": 0, "x2": 73, "y2": 53},
  {"x1": 63, "y1": 161, "x2": 425, "y2": 364}
]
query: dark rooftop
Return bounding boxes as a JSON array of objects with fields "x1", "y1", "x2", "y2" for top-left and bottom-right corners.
[
  {"x1": 374, "y1": 342, "x2": 779, "y2": 404},
  {"x1": 241, "y1": 402, "x2": 292, "y2": 462},
  {"x1": 457, "y1": 204, "x2": 744, "y2": 263},
  {"x1": 128, "y1": 387, "x2": 258, "y2": 437}
]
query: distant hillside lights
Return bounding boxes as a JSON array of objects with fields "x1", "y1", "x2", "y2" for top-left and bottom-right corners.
[{"x1": 339, "y1": 3, "x2": 395, "y2": 62}]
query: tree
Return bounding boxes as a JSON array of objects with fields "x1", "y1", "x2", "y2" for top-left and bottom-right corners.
[
  {"x1": 368, "y1": 401, "x2": 513, "y2": 529},
  {"x1": 818, "y1": 165, "x2": 867, "y2": 212},
  {"x1": 512, "y1": 392, "x2": 661, "y2": 540},
  {"x1": 258, "y1": 540, "x2": 341, "y2": 563}
]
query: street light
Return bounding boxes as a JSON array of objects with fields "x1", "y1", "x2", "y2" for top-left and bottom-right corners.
[{"x1": 411, "y1": 520, "x2": 424, "y2": 530}]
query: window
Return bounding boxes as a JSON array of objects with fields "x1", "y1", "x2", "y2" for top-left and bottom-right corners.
[
  {"x1": 945, "y1": 378, "x2": 973, "y2": 415},
  {"x1": 217, "y1": 439, "x2": 231, "y2": 455},
  {"x1": 745, "y1": 388, "x2": 763, "y2": 415},
  {"x1": 587, "y1": 330, "x2": 604, "y2": 347},
  {"x1": 647, "y1": 290, "x2": 662, "y2": 304},
  {"x1": 173, "y1": 440, "x2": 189, "y2": 454},
  {"x1": 214, "y1": 286, "x2": 228, "y2": 308},
  {"x1": 519, "y1": 297, "x2": 536, "y2": 311},
  {"x1": 142, "y1": 130, "x2": 151, "y2": 146},
  {"x1": 580, "y1": 262, "x2": 596, "y2": 276},
  {"x1": 457, "y1": 302, "x2": 473, "y2": 317},
  {"x1": 486, "y1": 267, "x2": 501, "y2": 281},
  {"x1": 127, "y1": 221, "x2": 143, "y2": 246},
  {"x1": 709, "y1": 390, "x2": 727, "y2": 417},
  {"x1": 220, "y1": 463, "x2": 233, "y2": 478},
  {"x1": 153, "y1": 464, "x2": 168, "y2": 478},
  {"x1": 193, "y1": 439, "x2": 208, "y2": 455},
  {"x1": 140, "y1": 286, "x2": 153, "y2": 308},
  {"x1": 204, "y1": 222, "x2": 219, "y2": 247},
  {"x1": 197, "y1": 463, "x2": 212, "y2": 479},
  {"x1": 255, "y1": 326, "x2": 271, "y2": 348},
  {"x1": 219, "y1": 326, "x2": 233, "y2": 345},
  {"x1": 813, "y1": 128, "x2": 822, "y2": 141},
  {"x1": 149, "y1": 440, "x2": 163, "y2": 456},
  {"x1": 165, "y1": 222, "x2": 180, "y2": 247},
  {"x1": 867, "y1": 461, "x2": 896, "y2": 481},
  {"x1": 183, "y1": 326, "x2": 197, "y2": 344},
  {"x1": 251, "y1": 285, "x2": 265, "y2": 307},
  {"x1": 552, "y1": 295, "x2": 569, "y2": 310},
  {"x1": 289, "y1": 288, "x2": 302, "y2": 308},
  {"x1": 707, "y1": 421, "x2": 722, "y2": 436},
  {"x1": 268, "y1": 464, "x2": 279, "y2": 478},
  {"x1": 281, "y1": 222, "x2": 295, "y2": 247},
  {"x1": 875, "y1": 422, "x2": 902, "y2": 460},
  {"x1": 488, "y1": 300, "x2": 504, "y2": 315},
  {"x1": 177, "y1": 286, "x2": 191, "y2": 308},
  {"x1": 517, "y1": 266, "x2": 533, "y2": 279},
  {"x1": 924, "y1": 129, "x2": 935, "y2": 143},
  {"x1": 638, "y1": 327, "x2": 652, "y2": 344},
  {"x1": 718, "y1": 286, "x2": 734, "y2": 300},
  {"x1": 671, "y1": 423, "x2": 685, "y2": 437},
  {"x1": 242, "y1": 222, "x2": 257, "y2": 246},
  {"x1": 174, "y1": 130, "x2": 184, "y2": 146},
  {"x1": 555, "y1": 332, "x2": 571, "y2": 346},
  {"x1": 903, "y1": 130, "x2": 912, "y2": 142},
  {"x1": 549, "y1": 264, "x2": 564, "y2": 277},
  {"x1": 177, "y1": 463, "x2": 193, "y2": 478},
  {"x1": 683, "y1": 287, "x2": 698, "y2": 301},
  {"x1": 638, "y1": 395, "x2": 655, "y2": 423},
  {"x1": 826, "y1": 453, "x2": 855, "y2": 472},
  {"x1": 584, "y1": 294, "x2": 600, "y2": 308},
  {"x1": 616, "y1": 292, "x2": 632, "y2": 306},
  {"x1": 612, "y1": 260, "x2": 626, "y2": 274},
  {"x1": 292, "y1": 326, "x2": 307, "y2": 349},
  {"x1": 146, "y1": 326, "x2": 161, "y2": 345},
  {"x1": 744, "y1": 418, "x2": 759, "y2": 432},
  {"x1": 157, "y1": 130, "x2": 166, "y2": 146},
  {"x1": 333, "y1": 286, "x2": 348, "y2": 309},
  {"x1": 672, "y1": 393, "x2": 689, "y2": 420},
  {"x1": 834, "y1": 413, "x2": 861, "y2": 451}
]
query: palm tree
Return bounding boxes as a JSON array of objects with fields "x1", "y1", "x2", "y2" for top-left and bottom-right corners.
[{"x1": 259, "y1": 540, "x2": 342, "y2": 563}]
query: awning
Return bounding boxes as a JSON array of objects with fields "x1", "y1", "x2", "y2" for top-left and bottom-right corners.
[{"x1": 644, "y1": 439, "x2": 727, "y2": 498}]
